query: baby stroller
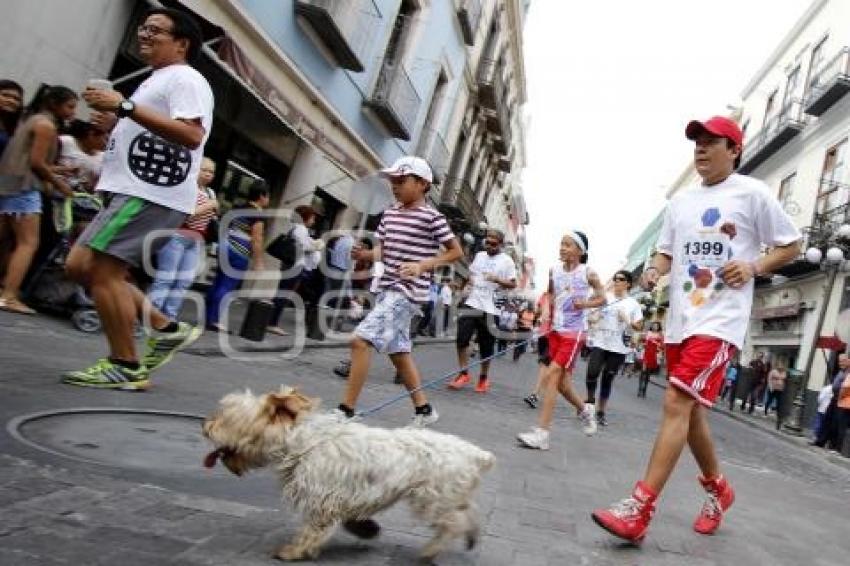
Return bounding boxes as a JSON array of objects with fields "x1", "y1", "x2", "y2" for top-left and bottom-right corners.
[{"x1": 23, "y1": 192, "x2": 103, "y2": 332}]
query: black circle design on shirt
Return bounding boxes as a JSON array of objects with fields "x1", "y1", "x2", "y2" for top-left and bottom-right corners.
[{"x1": 127, "y1": 132, "x2": 192, "y2": 187}]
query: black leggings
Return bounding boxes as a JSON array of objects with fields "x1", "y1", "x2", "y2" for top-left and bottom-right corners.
[{"x1": 585, "y1": 347, "x2": 626, "y2": 404}]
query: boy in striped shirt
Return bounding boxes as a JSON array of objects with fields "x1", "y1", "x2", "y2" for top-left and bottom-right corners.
[{"x1": 336, "y1": 156, "x2": 463, "y2": 426}]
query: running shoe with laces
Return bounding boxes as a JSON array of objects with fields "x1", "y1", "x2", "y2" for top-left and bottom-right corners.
[
  {"x1": 62, "y1": 359, "x2": 150, "y2": 391},
  {"x1": 447, "y1": 372, "x2": 471, "y2": 390},
  {"x1": 517, "y1": 427, "x2": 550, "y2": 450},
  {"x1": 408, "y1": 408, "x2": 439, "y2": 427},
  {"x1": 591, "y1": 481, "x2": 657, "y2": 542},
  {"x1": 523, "y1": 393, "x2": 539, "y2": 408},
  {"x1": 580, "y1": 403, "x2": 597, "y2": 435},
  {"x1": 142, "y1": 322, "x2": 202, "y2": 373},
  {"x1": 474, "y1": 377, "x2": 490, "y2": 393},
  {"x1": 693, "y1": 474, "x2": 735, "y2": 535},
  {"x1": 596, "y1": 411, "x2": 607, "y2": 427}
]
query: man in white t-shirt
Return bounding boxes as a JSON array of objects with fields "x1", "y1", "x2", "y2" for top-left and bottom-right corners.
[
  {"x1": 449, "y1": 229, "x2": 517, "y2": 393},
  {"x1": 64, "y1": 8, "x2": 214, "y2": 391},
  {"x1": 584, "y1": 270, "x2": 644, "y2": 426},
  {"x1": 593, "y1": 116, "x2": 801, "y2": 542}
]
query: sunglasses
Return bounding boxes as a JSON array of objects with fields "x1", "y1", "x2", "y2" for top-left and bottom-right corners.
[{"x1": 613, "y1": 276, "x2": 628, "y2": 282}]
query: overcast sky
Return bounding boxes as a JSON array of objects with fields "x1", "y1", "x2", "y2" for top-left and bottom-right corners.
[{"x1": 522, "y1": 0, "x2": 813, "y2": 288}]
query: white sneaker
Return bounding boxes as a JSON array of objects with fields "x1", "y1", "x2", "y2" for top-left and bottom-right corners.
[
  {"x1": 330, "y1": 408, "x2": 360, "y2": 423},
  {"x1": 580, "y1": 403, "x2": 597, "y2": 436},
  {"x1": 517, "y1": 427, "x2": 550, "y2": 450},
  {"x1": 409, "y1": 408, "x2": 439, "y2": 428}
]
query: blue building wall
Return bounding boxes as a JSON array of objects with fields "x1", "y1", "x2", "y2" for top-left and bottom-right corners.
[{"x1": 238, "y1": 0, "x2": 470, "y2": 164}]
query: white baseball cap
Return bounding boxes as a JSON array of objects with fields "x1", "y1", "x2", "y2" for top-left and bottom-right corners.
[{"x1": 379, "y1": 155, "x2": 433, "y2": 183}]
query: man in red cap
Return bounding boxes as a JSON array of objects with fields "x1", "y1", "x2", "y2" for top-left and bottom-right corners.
[{"x1": 591, "y1": 116, "x2": 801, "y2": 542}]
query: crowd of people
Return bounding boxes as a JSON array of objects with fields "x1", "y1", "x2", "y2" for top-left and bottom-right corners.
[{"x1": 3, "y1": 5, "x2": 849, "y2": 551}]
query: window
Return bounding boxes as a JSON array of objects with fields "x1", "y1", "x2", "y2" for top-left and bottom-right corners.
[
  {"x1": 784, "y1": 65, "x2": 800, "y2": 108},
  {"x1": 818, "y1": 139, "x2": 848, "y2": 214},
  {"x1": 778, "y1": 172, "x2": 795, "y2": 203},
  {"x1": 383, "y1": 0, "x2": 417, "y2": 67},
  {"x1": 807, "y1": 36, "x2": 828, "y2": 90},
  {"x1": 763, "y1": 89, "x2": 778, "y2": 128}
]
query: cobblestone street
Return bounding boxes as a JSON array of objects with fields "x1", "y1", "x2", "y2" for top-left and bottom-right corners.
[{"x1": 1, "y1": 311, "x2": 848, "y2": 565}]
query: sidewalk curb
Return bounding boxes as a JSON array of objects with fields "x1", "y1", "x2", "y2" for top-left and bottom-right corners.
[
  {"x1": 648, "y1": 377, "x2": 850, "y2": 472},
  {"x1": 184, "y1": 335, "x2": 456, "y2": 356}
]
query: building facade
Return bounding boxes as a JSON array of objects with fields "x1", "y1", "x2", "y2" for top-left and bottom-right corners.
[
  {"x1": 623, "y1": 0, "x2": 850, "y2": 425},
  {"x1": 1, "y1": 0, "x2": 532, "y2": 282}
]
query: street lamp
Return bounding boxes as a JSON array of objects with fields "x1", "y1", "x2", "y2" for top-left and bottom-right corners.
[{"x1": 783, "y1": 230, "x2": 849, "y2": 435}]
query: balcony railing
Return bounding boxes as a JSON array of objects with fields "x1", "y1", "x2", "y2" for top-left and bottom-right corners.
[
  {"x1": 440, "y1": 176, "x2": 485, "y2": 228},
  {"x1": 294, "y1": 0, "x2": 372, "y2": 72},
  {"x1": 738, "y1": 99, "x2": 805, "y2": 174},
  {"x1": 364, "y1": 60, "x2": 421, "y2": 140},
  {"x1": 803, "y1": 47, "x2": 850, "y2": 117},
  {"x1": 477, "y1": 58, "x2": 513, "y2": 156},
  {"x1": 456, "y1": 0, "x2": 482, "y2": 46},
  {"x1": 417, "y1": 127, "x2": 450, "y2": 180}
]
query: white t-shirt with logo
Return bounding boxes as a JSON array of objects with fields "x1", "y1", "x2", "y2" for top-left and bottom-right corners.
[
  {"x1": 464, "y1": 251, "x2": 517, "y2": 315},
  {"x1": 589, "y1": 293, "x2": 643, "y2": 354},
  {"x1": 657, "y1": 174, "x2": 800, "y2": 349},
  {"x1": 97, "y1": 64, "x2": 214, "y2": 213}
]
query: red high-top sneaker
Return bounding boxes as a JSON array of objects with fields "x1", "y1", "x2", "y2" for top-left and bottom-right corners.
[
  {"x1": 592, "y1": 481, "x2": 657, "y2": 543},
  {"x1": 693, "y1": 474, "x2": 735, "y2": 535}
]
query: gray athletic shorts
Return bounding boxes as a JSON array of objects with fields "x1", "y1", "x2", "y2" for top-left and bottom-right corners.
[{"x1": 76, "y1": 193, "x2": 187, "y2": 268}]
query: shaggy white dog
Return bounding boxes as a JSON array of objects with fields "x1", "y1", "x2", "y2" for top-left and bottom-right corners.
[{"x1": 202, "y1": 386, "x2": 495, "y2": 561}]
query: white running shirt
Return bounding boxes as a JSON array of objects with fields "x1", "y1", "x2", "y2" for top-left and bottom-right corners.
[{"x1": 656, "y1": 174, "x2": 800, "y2": 349}]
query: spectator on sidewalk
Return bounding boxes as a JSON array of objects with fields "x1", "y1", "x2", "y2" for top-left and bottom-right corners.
[
  {"x1": 63, "y1": 7, "x2": 214, "y2": 390},
  {"x1": 148, "y1": 157, "x2": 217, "y2": 320},
  {"x1": 58, "y1": 119, "x2": 109, "y2": 193},
  {"x1": 721, "y1": 361, "x2": 739, "y2": 410},
  {"x1": 743, "y1": 352, "x2": 769, "y2": 414},
  {"x1": 205, "y1": 182, "x2": 268, "y2": 332},
  {"x1": 813, "y1": 381, "x2": 834, "y2": 442},
  {"x1": 414, "y1": 278, "x2": 439, "y2": 337},
  {"x1": 0, "y1": 79, "x2": 24, "y2": 156},
  {"x1": 813, "y1": 354, "x2": 850, "y2": 450},
  {"x1": 431, "y1": 279, "x2": 453, "y2": 336},
  {"x1": 764, "y1": 361, "x2": 787, "y2": 416},
  {"x1": 324, "y1": 231, "x2": 354, "y2": 331},
  {"x1": 266, "y1": 204, "x2": 322, "y2": 336},
  {"x1": 1, "y1": 85, "x2": 77, "y2": 315}
]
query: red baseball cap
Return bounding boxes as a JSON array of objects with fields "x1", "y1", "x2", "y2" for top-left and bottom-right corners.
[{"x1": 685, "y1": 116, "x2": 743, "y2": 147}]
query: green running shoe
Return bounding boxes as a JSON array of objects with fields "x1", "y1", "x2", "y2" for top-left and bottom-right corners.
[
  {"x1": 62, "y1": 359, "x2": 150, "y2": 391},
  {"x1": 142, "y1": 322, "x2": 202, "y2": 373}
]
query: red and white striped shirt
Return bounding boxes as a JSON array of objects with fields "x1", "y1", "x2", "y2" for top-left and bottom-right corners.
[
  {"x1": 178, "y1": 188, "x2": 215, "y2": 239},
  {"x1": 376, "y1": 203, "x2": 454, "y2": 303}
]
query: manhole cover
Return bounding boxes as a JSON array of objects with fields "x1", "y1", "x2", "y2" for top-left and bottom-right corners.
[{"x1": 8, "y1": 408, "x2": 210, "y2": 472}]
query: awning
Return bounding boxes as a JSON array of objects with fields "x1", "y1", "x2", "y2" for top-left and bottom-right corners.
[{"x1": 751, "y1": 304, "x2": 801, "y2": 320}]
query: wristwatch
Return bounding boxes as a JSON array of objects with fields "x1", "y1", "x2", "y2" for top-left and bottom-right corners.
[{"x1": 116, "y1": 99, "x2": 136, "y2": 118}]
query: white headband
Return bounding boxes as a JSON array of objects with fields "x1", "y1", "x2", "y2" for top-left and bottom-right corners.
[{"x1": 566, "y1": 231, "x2": 587, "y2": 253}]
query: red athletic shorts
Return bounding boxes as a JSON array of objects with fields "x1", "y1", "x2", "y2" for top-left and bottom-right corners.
[
  {"x1": 665, "y1": 335, "x2": 736, "y2": 407},
  {"x1": 548, "y1": 331, "x2": 584, "y2": 370}
]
